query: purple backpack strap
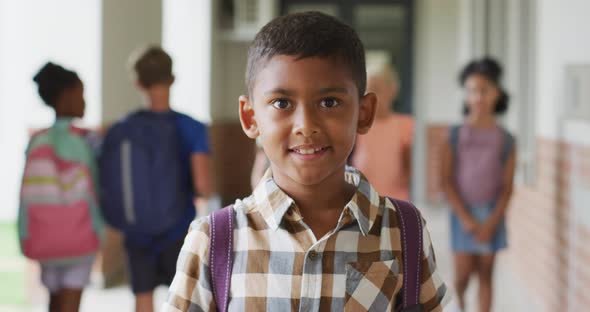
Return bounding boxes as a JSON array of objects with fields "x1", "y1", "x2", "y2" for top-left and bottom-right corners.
[
  {"x1": 209, "y1": 205, "x2": 235, "y2": 312},
  {"x1": 389, "y1": 198, "x2": 423, "y2": 312}
]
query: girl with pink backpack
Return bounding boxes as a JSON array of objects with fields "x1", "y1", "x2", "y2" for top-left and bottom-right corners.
[{"x1": 18, "y1": 62, "x2": 104, "y2": 312}]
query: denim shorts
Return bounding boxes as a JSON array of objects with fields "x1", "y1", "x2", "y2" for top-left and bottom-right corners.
[{"x1": 450, "y1": 201, "x2": 507, "y2": 254}]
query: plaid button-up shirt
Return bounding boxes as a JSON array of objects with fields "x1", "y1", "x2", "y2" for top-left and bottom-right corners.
[{"x1": 163, "y1": 167, "x2": 449, "y2": 311}]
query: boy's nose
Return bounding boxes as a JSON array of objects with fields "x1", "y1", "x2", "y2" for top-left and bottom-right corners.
[{"x1": 293, "y1": 106, "x2": 320, "y2": 137}]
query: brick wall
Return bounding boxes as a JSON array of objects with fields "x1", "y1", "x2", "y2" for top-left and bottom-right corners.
[
  {"x1": 506, "y1": 138, "x2": 590, "y2": 311},
  {"x1": 572, "y1": 225, "x2": 590, "y2": 308},
  {"x1": 506, "y1": 138, "x2": 571, "y2": 311},
  {"x1": 565, "y1": 141, "x2": 590, "y2": 310}
]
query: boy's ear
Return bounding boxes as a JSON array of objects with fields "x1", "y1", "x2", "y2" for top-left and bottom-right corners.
[
  {"x1": 357, "y1": 92, "x2": 377, "y2": 135},
  {"x1": 239, "y1": 95, "x2": 259, "y2": 138}
]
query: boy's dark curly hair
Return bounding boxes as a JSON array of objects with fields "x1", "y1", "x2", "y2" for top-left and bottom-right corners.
[{"x1": 246, "y1": 11, "x2": 366, "y2": 97}]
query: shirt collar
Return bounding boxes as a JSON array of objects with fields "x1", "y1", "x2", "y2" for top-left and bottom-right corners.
[{"x1": 252, "y1": 166, "x2": 382, "y2": 236}]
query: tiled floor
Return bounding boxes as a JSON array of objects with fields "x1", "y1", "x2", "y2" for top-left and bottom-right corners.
[{"x1": 0, "y1": 204, "x2": 530, "y2": 312}]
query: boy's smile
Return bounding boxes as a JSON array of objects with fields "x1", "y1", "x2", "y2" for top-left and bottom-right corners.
[
  {"x1": 240, "y1": 55, "x2": 376, "y2": 187},
  {"x1": 288, "y1": 143, "x2": 330, "y2": 160}
]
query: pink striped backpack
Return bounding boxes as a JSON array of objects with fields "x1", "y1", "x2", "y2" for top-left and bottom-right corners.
[{"x1": 18, "y1": 120, "x2": 104, "y2": 262}]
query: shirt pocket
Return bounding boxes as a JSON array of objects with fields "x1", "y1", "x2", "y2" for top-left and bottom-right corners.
[{"x1": 344, "y1": 259, "x2": 403, "y2": 312}]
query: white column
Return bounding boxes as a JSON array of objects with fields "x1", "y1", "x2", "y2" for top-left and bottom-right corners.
[
  {"x1": 162, "y1": 0, "x2": 212, "y2": 123},
  {"x1": 412, "y1": 0, "x2": 462, "y2": 203},
  {"x1": 487, "y1": 0, "x2": 508, "y2": 61},
  {"x1": 101, "y1": 0, "x2": 163, "y2": 123},
  {"x1": 457, "y1": 0, "x2": 487, "y2": 61}
]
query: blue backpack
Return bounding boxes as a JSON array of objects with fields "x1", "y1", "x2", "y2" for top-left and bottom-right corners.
[{"x1": 99, "y1": 110, "x2": 191, "y2": 239}]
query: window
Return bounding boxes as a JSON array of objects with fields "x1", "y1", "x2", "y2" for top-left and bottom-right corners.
[{"x1": 564, "y1": 65, "x2": 590, "y2": 121}]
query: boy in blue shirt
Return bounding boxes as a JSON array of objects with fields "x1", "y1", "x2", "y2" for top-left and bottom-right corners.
[{"x1": 125, "y1": 46, "x2": 213, "y2": 312}]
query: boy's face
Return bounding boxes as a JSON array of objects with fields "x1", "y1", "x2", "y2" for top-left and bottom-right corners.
[{"x1": 240, "y1": 55, "x2": 376, "y2": 187}]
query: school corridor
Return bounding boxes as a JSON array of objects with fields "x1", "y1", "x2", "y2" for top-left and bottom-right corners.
[{"x1": 1, "y1": 0, "x2": 589, "y2": 311}]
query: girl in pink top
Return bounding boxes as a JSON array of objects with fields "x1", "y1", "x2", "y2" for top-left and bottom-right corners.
[
  {"x1": 442, "y1": 58, "x2": 516, "y2": 312},
  {"x1": 351, "y1": 62, "x2": 413, "y2": 200}
]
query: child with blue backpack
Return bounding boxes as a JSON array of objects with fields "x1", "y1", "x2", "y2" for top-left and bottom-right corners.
[
  {"x1": 100, "y1": 46, "x2": 213, "y2": 312},
  {"x1": 441, "y1": 58, "x2": 516, "y2": 312},
  {"x1": 164, "y1": 12, "x2": 449, "y2": 312},
  {"x1": 19, "y1": 62, "x2": 105, "y2": 312}
]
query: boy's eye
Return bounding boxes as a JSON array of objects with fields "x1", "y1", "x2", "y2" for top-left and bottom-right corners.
[
  {"x1": 320, "y1": 98, "x2": 340, "y2": 108},
  {"x1": 271, "y1": 99, "x2": 292, "y2": 110}
]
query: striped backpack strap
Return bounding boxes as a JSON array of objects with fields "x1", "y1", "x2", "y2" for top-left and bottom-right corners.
[{"x1": 209, "y1": 205, "x2": 235, "y2": 312}]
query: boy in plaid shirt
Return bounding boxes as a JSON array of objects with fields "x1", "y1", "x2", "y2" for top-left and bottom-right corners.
[{"x1": 163, "y1": 12, "x2": 449, "y2": 311}]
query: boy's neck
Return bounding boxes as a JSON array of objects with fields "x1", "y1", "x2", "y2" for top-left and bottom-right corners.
[
  {"x1": 148, "y1": 99, "x2": 171, "y2": 112},
  {"x1": 144, "y1": 85, "x2": 172, "y2": 112},
  {"x1": 272, "y1": 165, "x2": 356, "y2": 237}
]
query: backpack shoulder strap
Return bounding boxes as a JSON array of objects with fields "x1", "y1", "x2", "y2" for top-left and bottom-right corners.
[
  {"x1": 500, "y1": 127, "x2": 515, "y2": 165},
  {"x1": 209, "y1": 205, "x2": 235, "y2": 312},
  {"x1": 389, "y1": 197, "x2": 423, "y2": 312},
  {"x1": 449, "y1": 125, "x2": 461, "y2": 154}
]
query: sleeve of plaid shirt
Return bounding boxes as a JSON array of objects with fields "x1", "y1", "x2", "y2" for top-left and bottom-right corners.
[
  {"x1": 162, "y1": 217, "x2": 216, "y2": 312},
  {"x1": 419, "y1": 217, "x2": 452, "y2": 311}
]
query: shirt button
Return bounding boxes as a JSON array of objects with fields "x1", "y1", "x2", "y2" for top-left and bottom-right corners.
[{"x1": 308, "y1": 250, "x2": 318, "y2": 260}]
